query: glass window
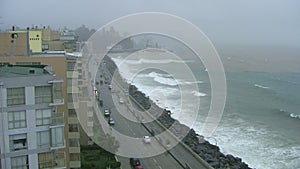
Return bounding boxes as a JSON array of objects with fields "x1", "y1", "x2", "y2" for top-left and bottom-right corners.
[
  {"x1": 35, "y1": 86, "x2": 52, "y2": 104},
  {"x1": 53, "y1": 83, "x2": 63, "y2": 103},
  {"x1": 69, "y1": 124, "x2": 78, "y2": 132},
  {"x1": 55, "y1": 152, "x2": 65, "y2": 167},
  {"x1": 9, "y1": 134, "x2": 27, "y2": 151},
  {"x1": 38, "y1": 152, "x2": 53, "y2": 169},
  {"x1": 11, "y1": 155, "x2": 28, "y2": 169},
  {"x1": 69, "y1": 138, "x2": 79, "y2": 147},
  {"x1": 36, "y1": 109, "x2": 51, "y2": 126},
  {"x1": 8, "y1": 111, "x2": 26, "y2": 129},
  {"x1": 51, "y1": 127, "x2": 64, "y2": 147},
  {"x1": 7, "y1": 87, "x2": 25, "y2": 106},
  {"x1": 70, "y1": 153, "x2": 80, "y2": 161},
  {"x1": 67, "y1": 93, "x2": 73, "y2": 102},
  {"x1": 37, "y1": 130, "x2": 50, "y2": 148},
  {"x1": 68, "y1": 109, "x2": 76, "y2": 117},
  {"x1": 67, "y1": 62, "x2": 76, "y2": 71}
]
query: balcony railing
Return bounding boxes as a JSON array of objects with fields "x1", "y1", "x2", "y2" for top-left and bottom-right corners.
[
  {"x1": 48, "y1": 79, "x2": 64, "y2": 106},
  {"x1": 49, "y1": 98, "x2": 64, "y2": 106},
  {"x1": 51, "y1": 112, "x2": 64, "y2": 126}
]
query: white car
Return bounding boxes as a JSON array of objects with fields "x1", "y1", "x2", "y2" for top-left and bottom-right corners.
[
  {"x1": 143, "y1": 136, "x2": 151, "y2": 144},
  {"x1": 108, "y1": 118, "x2": 115, "y2": 125},
  {"x1": 104, "y1": 109, "x2": 110, "y2": 116},
  {"x1": 119, "y1": 98, "x2": 124, "y2": 104}
]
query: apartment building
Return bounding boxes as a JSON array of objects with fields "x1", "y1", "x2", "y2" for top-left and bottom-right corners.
[
  {"x1": 0, "y1": 65, "x2": 65, "y2": 169},
  {"x1": 0, "y1": 54, "x2": 82, "y2": 169},
  {"x1": 0, "y1": 26, "x2": 84, "y2": 168}
]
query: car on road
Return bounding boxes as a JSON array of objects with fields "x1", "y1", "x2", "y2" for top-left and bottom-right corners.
[
  {"x1": 119, "y1": 98, "x2": 124, "y2": 104},
  {"x1": 104, "y1": 109, "x2": 110, "y2": 116},
  {"x1": 130, "y1": 158, "x2": 143, "y2": 169},
  {"x1": 108, "y1": 118, "x2": 115, "y2": 125},
  {"x1": 99, "y1": 99, "x2": 103, "y2": 107},
  {"x1": 143, "y1": 136, "x2": 151, "y2": 144}
]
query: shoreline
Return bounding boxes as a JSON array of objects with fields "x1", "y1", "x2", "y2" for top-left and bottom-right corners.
[{"x1": 103, "y1": 55, "x2": 251, "y2": 169}]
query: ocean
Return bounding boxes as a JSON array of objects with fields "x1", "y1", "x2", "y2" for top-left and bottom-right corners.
[{"x1": 110, "y1": 52, "x2": 300, "y2": 169}]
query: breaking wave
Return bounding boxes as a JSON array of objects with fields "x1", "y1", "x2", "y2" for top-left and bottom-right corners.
[
  {"x1": 254, "y1": 84, "x2": 269, "y2": 89},
  {"x1": 192, "y1": 90, "x2": 207, "y2": 97}
]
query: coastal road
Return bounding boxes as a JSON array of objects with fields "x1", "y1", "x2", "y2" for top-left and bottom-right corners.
[
  {"x1": 95, "y1": 61, "x2": 212, "y2": 169},
  {"x1": 96, "y1": 72, "x2": 182, "y2": 169}
]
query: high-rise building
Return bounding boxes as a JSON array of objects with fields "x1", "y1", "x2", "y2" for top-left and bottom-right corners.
[
  {"x1": 0, "y1": 65, "x2": 65, "y2": 169},
  {"x1": 0, "y1": 54, "x2": 82, "y2": 169},
  {"x1": 0, "y1": 26, "x2": 83, "y2": 168}
]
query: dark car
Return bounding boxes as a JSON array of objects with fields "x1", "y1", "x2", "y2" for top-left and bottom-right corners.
[{"x1": 130, "y1": 158, "x2": 143, "y2": 169}]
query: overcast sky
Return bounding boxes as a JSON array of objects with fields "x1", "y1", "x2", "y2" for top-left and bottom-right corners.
[{"x1": 1, "y1": 0, "x2": 300, "y2": 46}]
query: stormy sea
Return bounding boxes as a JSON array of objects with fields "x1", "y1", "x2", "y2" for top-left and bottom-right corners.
[{"x1": 109, "y1": 50, "x2": 300, "y2": 169}]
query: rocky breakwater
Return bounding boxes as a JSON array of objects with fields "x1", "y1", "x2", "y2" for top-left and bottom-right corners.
[
  {"x1": 103, "y1": 55, "x2": 251, "y2": 169},
  {"x1": 128, "y1": 84, "x2": 251, "y2": 169}
]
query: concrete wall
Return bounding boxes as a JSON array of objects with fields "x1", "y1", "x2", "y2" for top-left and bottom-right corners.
[{"x1": 0, "y1": 31, "x2": 29, "y2": 56}]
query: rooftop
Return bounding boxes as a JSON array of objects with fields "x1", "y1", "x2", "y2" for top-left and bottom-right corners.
[{"x1": 0, "y1": 65, "x2": 50, "y2": 77}]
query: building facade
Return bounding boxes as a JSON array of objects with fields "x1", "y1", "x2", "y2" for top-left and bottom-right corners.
[
  {"x1": 0, "y1": 65, "x2": 65, "y2": 169},
  {"x1": 0, "y1": 55, "x2": 82, "y2": 169}
]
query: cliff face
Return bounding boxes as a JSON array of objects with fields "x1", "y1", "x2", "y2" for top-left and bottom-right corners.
[{"x1": 103, "y1": 54, "x2": 251, "y2": 169}]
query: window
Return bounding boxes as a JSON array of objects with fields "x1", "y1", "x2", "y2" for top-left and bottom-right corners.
[
  {"x1": 36, "y1": 109, "x2": 51, "y2": 126},
  {"x1": 67, "y1": 93, "x2": 73, "y2": 102},
  {"x1": 67, "y1": 62, "x2": 76, "y2": 71},
  {"x1": 38, "y1": 152, "x2": 53, "y2": 169},
  {"x1": 42, "y1": 44, "x2": 49, "y2": 50},
  {"x1": 9, "y1": 134, "x2": 27, "y2": 151},
  {"x1": 8, "y1": 111, "x2": 26, "y2": 129},
  {"x1": 69, "y1": 124, "x2": 78, "y2": 132},
  {"x1": 70, "y1": 153, "x2": 80, "y2": 161},
  {"x1": 35, "y1": 86, "x2": 52, "y2": 104},
  {"x1": 69, "y1": 138, "x2": 79, "y2": 147},
  {"x1": 16, "y1": 62, "x2": 40, "y2": 65},
  {"x1": 51, "y1": 127, "x2": 64, "y2": 147},
  {"x1": 37, "y1": 130, "x2": 50, "y2": 148},
  {"x1": 11, "y1": 155, "x2": 28, "y2": 169},
  {"x1": 52, "y1": 83, "x2": 63, "y2": 103},
  {"x1": 68, "y1": 109, "x2": 76, "y2": 117},
  {"x1": 7, "y1": 87, "x2": 25, "y2": 106},
  {"x1": 38, "y1": 152, "x2": 65, "y2": 169}
]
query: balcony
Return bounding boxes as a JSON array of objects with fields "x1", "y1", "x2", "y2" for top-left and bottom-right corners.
[
  {"x1": 50, "y1": 126, "x2": 65, "y2": 150},
  {"x1": 48, "y1": 79, "x2": 64, "y2": 106},
  {"x1": 68, "y1": 132, "x2": 80, "y2": 139},
  {"x1": 67, "y1": 71, "x2": 79, "y2": 78},
  {"x1": 70, "y1": 161, "x2": 81, "y2": 168},
  {"x1": 51, "y1": 112, "x2": 64, "y2": 126},
  {"x1": 49, "y1": 98, "x2": 64, "y2": 106}
]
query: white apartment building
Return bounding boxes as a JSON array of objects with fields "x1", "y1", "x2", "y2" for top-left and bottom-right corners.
[{"x1": 0, "y1": 65, "x2": 66, "y2": 169}]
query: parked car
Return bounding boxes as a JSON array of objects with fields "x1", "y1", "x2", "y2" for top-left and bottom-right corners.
[
  {"x1": 130, "y1": 158, "x2": 143, "y2": 169},
  {"x1": 108, "y1": 118, "x2": 115, "y2": 125},
  {"x1": 143, "y1": 136, "x2": 151, "y2": 144}
]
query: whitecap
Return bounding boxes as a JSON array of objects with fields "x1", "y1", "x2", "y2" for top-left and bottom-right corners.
[
  {"x1": 148, "y1": 72, "x2": 178, "y2": 86},
  {"x1": 181, "y1": 80, "x2": 203, "y2": 85},
  {"x1": 124, "y1": 58, "x2": 189, "y2": 65},
  {"x1": 290, "y1": 113, "x2": 300, "y2": 119},
  {"x1": 192, "y1": 90, "x2": 207, "y2": 97},
  {"x1": 254, "y1": 84, "x2": 269, "y2": 89}
]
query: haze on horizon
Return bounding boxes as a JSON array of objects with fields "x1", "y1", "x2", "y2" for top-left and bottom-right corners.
[{"x1": 1, "y1": 0, "x2": 300, "y2": 72}]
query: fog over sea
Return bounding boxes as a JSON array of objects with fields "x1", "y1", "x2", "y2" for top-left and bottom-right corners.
[{"x1": 109, "y1": 48, "x2": 300, "y2": 169}]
